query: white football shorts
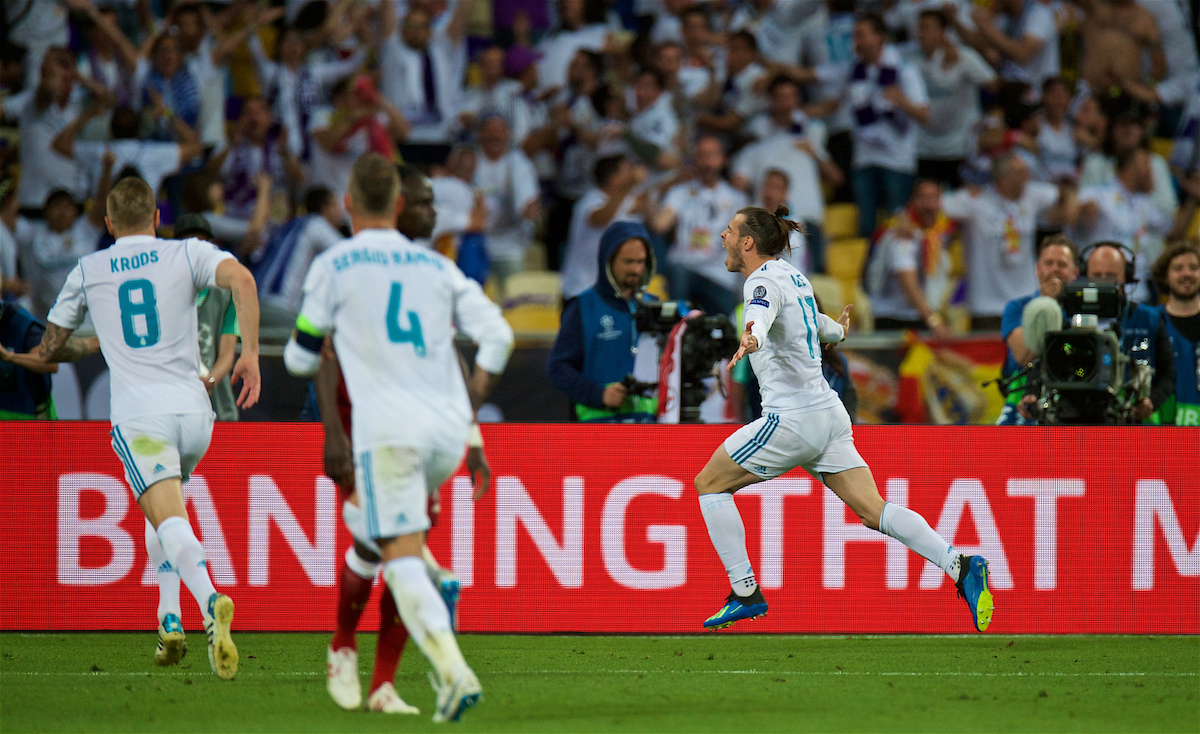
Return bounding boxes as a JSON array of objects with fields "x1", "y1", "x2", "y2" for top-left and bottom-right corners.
[
  {"x1": 723, "y1": 403, "x2": 867, "y2": 480},
  {"x1": 355, "y1": 445, "x2": 461, "y2": 540},
  {"x1": 110, "y1": 412, "x2": 215, "y2": 498}
]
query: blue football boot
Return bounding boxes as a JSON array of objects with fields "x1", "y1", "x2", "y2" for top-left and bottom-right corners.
[
  {"x1": 955, "y1": 555, "x2": 994, "y2": 632},
  {"x1": 703, "y1": 587, "x2": 768, "y2": 630}
]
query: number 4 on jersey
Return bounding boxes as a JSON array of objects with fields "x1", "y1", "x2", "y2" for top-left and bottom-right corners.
[{"x1": 386, "y1": 282, "x2": 426, "y2": 356}]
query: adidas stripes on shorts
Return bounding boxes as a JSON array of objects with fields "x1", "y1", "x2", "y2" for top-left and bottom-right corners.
[
  {"x1": 723, "y1": 403, "x2": 867, "y2": 480},
  {"x1": 110, "y1": 412, "x2": 215, "y2": 498},
  {"x1": 355, "y1": 445, "x2": 461, "y2": 540}
]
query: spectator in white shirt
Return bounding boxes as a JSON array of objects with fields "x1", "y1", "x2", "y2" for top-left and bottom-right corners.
[
  {"x1": 628, "y1": 67, "x2": 682, "y2": 171},
  {"x1": 70, "y1": 0, "x2": 138, "y2": 137},
  {"x1": 15, "y1": 49, "x2": 87, "y2": 212},
  {"x1": 951, "y1": 0, "x2": 1059, "y2": 100},
  {"x1": 650, "y1": 135, "x2": 749, "y2": 314},
  {"x1": 727, "y1": 0, "x2": 821, "y2": 67},
  {"x1": 256, "y1": 186, "x2": 346, "y2": 326},
  {"x1": 866, "y1": 178, "x2": 956, "y2": 338},
  {"x1": 676, "y1": 6, "x2": 722, "y2": 101},
  {"x1": 458, "y1": 46, "x2": 511, "y2": 133},
  {"x1": 536, "y1": 0, "x2": 610, "y2": 92},
  {"x1": 941, "y1": 151, "x2": 1078, "y2": 328},
  {"x1": 910, "y1": 9, "x2": 997, "y2": 188},
  {"x1": 1076, "y1": 148, "x2": 1175, "y2": 303},
  {"x1": 378, "y1": 0, "x2": 472, "y2": 146},
  {"x1": 695, "y1": 30, "x2": 766, "y2": 146},
  {"x1": 732, "y1": 75, "x2": 842, "y2": 272},
  {"x1": 1035, "y1": 77, "x2": 1079, "y2": 184},
  {"x1": 52, "y1": 104, "x2": 202, "y2": 198},
  {"x1": 206, "y1": 97, "x2": 304, "y2": 221},
  {"x1": 14, "y1": 154, "x2": 112, "y2": 318},
  {"x1": 309, "y1": 75, "x2": 410, "y2": 206},
  {"x1": 133, "y1": 33, "x2": 202, "y2": 143},
  {"x1": 560, "y1": 155, "x2": 649, "y2": 299},
  {"x1": 831, "y1": 13, "x2": 930, "y2": 238},
  {"x1": 246, "y1": 21, "x2": 365, "y2": 160},
  {"x1": 473, "y1": 114, "x2": 541, "y2": 286},
  {"x1": 650, "y1": 0, "x2": 689, "y2": 44}
]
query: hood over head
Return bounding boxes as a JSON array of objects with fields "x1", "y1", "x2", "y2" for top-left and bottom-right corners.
[{"x1": 595, "y1": 220, "x2": 655, "y2": 301}]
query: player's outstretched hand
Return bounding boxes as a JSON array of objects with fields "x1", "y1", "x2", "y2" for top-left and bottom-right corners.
[
  {"x1": 232, "y1": 354, "x2": 261, "y2": 409},
  {"x1": 837, "y1": 304, "x2": 853, "y2": 336},
  {"x1": 727, "y1": 322, "x2": 759, "y2": 371},
  {"x1": 467, "y1": 446, "x2": 491, "y2": 501}
]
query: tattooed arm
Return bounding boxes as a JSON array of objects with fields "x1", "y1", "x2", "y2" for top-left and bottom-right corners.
[
  {"x1": 37, "y1": 324, "x2": 102, "y2": 363},
  {"x1": 0, "y1": 324, "x2": 99, "y2": 370}
]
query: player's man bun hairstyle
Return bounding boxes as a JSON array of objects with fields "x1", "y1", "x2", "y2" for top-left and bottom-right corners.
[
  {"x1": 349, "y1": 153, "x2": 401, "y2": 218},
  {"x1": 106, "y1": 177, "x2": 157, "y2": 234},
  {"x1": 736, "y1": 205, "x2": 802, "y2": 259}
]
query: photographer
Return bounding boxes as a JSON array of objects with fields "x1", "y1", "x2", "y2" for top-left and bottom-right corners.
[
  {"x1": 996, "y1": 234, "x2": 1078, "y2": 425},
  {"x1": 1018, "y1": 242, "x2": 1175, "y2": 423},
  {"x1": 1149, "y1": 243, "x2": 1200, "y2": 426},
  {"x1": 547, "y1": 221, "x2": 659, "y2": 422}
]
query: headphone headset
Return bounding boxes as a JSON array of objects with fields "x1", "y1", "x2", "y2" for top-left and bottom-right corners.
[{"x1": 1078, "y1": 241, "x2": 1137, "y2": 285}]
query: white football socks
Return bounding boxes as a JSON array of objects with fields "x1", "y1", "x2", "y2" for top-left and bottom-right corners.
[
  {"x1": 878, "y1": 502, "x2": 962, "y2": 581},
  {"x1": 698, "y1": 492, "x2": 758, "y2": 596},
  {"x1": 156, "y1": 516, "x2": 219, "y2": 615},
  {"x1": 384, "y1": 556, "x2": 468, "y2": 684},
  {"x1": 145, "y1": 519, "x2": 181, "y2": 623}
]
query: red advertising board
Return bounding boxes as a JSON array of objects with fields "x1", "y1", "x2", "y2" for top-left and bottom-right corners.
[{"x1": 1, "y1": 423, "x2": 1196, "y2": 634}]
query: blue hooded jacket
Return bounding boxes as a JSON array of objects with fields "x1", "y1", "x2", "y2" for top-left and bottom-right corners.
[{"x1": 546, "y1": 221, "x2": 657, "y2": 414}]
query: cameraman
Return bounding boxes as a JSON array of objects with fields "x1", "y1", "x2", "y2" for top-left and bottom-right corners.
[
  {"x1": 547, "y1": 221, "x2": 659, "y2": 422},
  {"x1": 1149, "y1": 243, "x2": 1200, "y2": 425},
  {"x1": 1018, "y1": 242, "x2": 1175, "y2": 422},
  {"x1": 996, "y1": 234, "x2": 1078, "y2": 425}
]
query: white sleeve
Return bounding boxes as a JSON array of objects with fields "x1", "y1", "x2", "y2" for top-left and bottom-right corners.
[
  {"x1": 742, "y1": 275, "x2": 782, "y2": 350},
  {"x1": 451, "y1": 265, "x2": 513, "y2": 374},
  {"x1": 247, "y1": 35, "x2": 278, "y2": 87},
  {"x1": 186, "y1": 237, "x2": 236, "y2": 290},
  {"x1": 901, "y1": 65, "x2": 928, "y2": 107},
  {"x1": 1024, "y1": 5, "x2": 1055, "y2": 42},
  {"x1": 514, "y1": 155, "x2": 541, "y2": 210},
  {"x1": 1028, "y1": 181, "x2": 1060, "y2": 213},
  {"x1": 816, "y1": 311, "x2": 844, "y2": 343},
  {"x1": 940, "y1": 189, "x2": 977, "y2": 220},
  {"x1": 74, "y1": 142, "x2": 105, "y2": 175},
  {"x1": 806, "y1": 119, "x2": 829, "y2": 160},
  {"x1": 960, "y1": 47, "x2": 997, "y2": 86},
  {"x1": 296, "y1": 257, "x2": 337, "y2": 336},
  {"x1": 46, "y1": 263, "x2": 88, "y2": 329}
]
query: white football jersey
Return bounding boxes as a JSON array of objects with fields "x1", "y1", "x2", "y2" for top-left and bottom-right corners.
[
  {"x1": 297, "y1": 228, "x2": 513, "y2": 455},
  {"x1": 742, "y1": 258, "x2": 845, "y2": 414},
  {"x1": 48, "y1": 235, "x2": 234, "y2": 424}
]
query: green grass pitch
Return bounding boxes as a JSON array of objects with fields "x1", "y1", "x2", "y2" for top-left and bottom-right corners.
[{"x1": 2, "y1": 633, "x2": 1196, "y2": 733}]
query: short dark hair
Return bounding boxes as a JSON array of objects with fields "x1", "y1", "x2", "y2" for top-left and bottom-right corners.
[
  {"x1": 767, "y1": 75, "x2": 799, "y2": 97},
  {"x1": 396, "y1": 162, "x2": 425, "y2": 190},
  {"x1": 855, "y1": 11, "x2": 888, "y2": 37},
  {"x1": 681, "y1": 5, "x2": 710, "y2": 25},
  {"x1": 728, "y1": 30, "x2": 758, "y2": 53},
  {"x1": 918, "y1": 8, "x2": 948, "y2": 27},
  {"x1": 1037, "y1": 232, "x2": 1079, "y2": 261},
  {"x1": 44, "y1": 189, "x2": 78, "y2": 211},
  {"x1": 736, "y1": 205, "x2": 802, "y2": 258},
  {"x1": 181, "y1": 170, "x2": 216, "y2": 214},
  {"x1": 579, "y1": 50, "x2": 605, "y2": 79},
  {"x1": 1151, "y1": 242, "x2": 1200, "y2": 292},
  {"x1": 593, "y1": 155, "x2": 625, "y2": 188},
  {"x1": 1041, "y1": 76, "x2": 1071, "y2": 96},
  {"x1": 110, "y1": 105, "x2": 139, "y2": 139},
  {"x1": 304, "y1": 187, "x2": 334, "y2": 214},
  {"x1": 1114, "y1": 147, "x2": 1144, "y2": 174},
  {"x1": 636, "y1": 66, "x2": 665, "y2": 90}
]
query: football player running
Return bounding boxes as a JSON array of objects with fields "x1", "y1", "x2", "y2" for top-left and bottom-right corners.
[
  {"x1": 285, "y1": 154, "x2": 513, "y2": 723},
  {"x1": 26, "y1": 176, "x2": 260, "y2": 678},
  {"x1": 694, "y1": 205, "x2": 993, "y2": 633}
]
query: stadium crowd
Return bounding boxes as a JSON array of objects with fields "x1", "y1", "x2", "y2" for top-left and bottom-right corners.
[{"x1": 1, "y1": 0, "x2": 1199, "y2": 422}]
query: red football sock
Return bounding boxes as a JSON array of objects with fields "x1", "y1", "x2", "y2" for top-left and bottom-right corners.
[
  {"x1": 330, "y1": 551, "x2": 376, "y2": 652},
  {"x1": 369, "y1": 585, "x2": 409, "y2": 694}
]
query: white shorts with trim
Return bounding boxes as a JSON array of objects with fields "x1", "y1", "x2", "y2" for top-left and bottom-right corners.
[
  {"x1": 355, "y1": 445, "x2": 461, "y2": 540},
  {"x1": 110, "y1": 412, "x2": 215, "y2": 498},
  {"x1": 723, "y1": 404, "x2": 867, "y2": 480}
]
